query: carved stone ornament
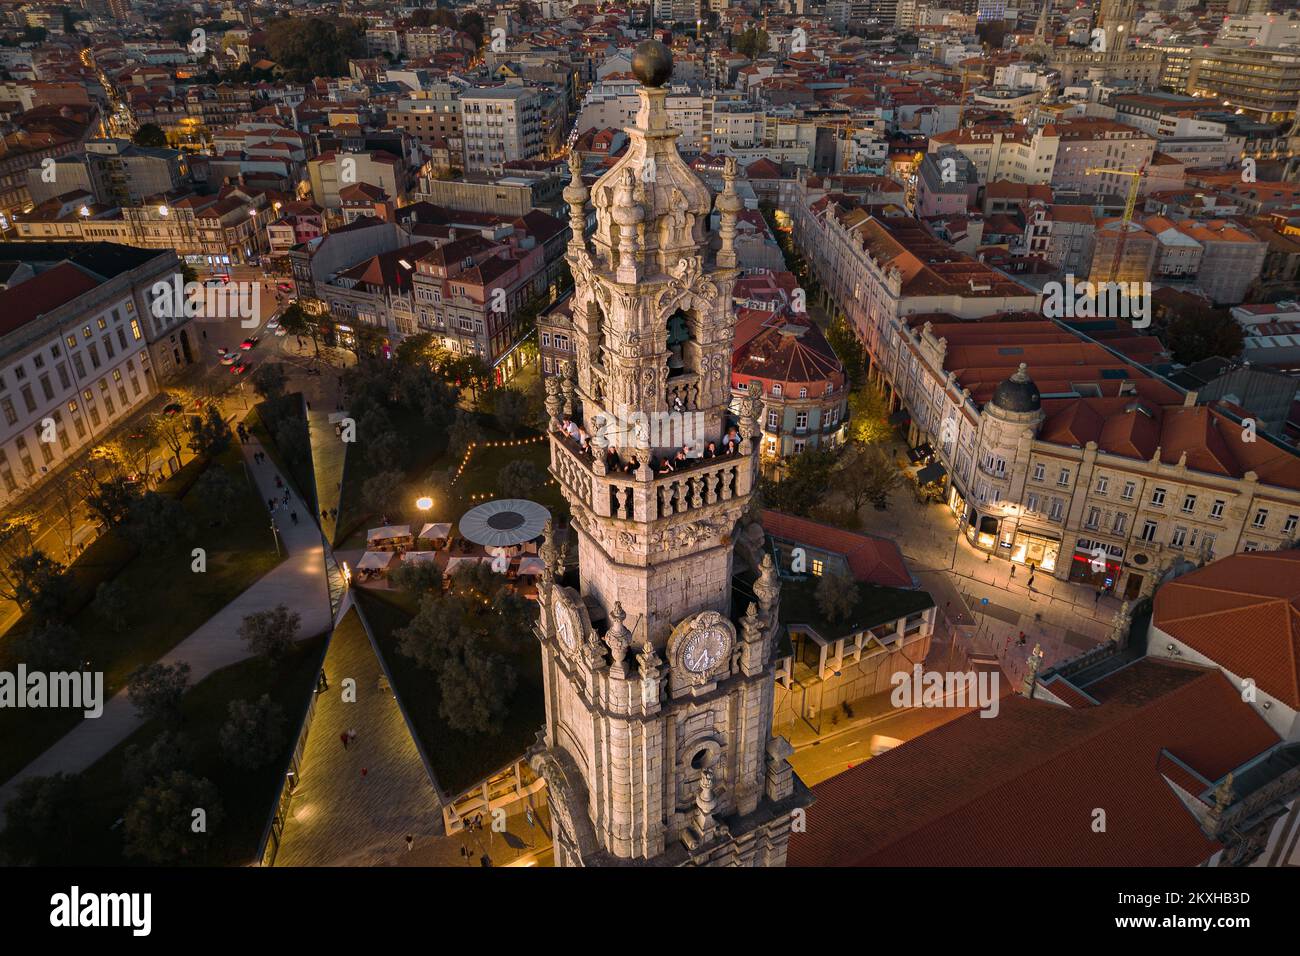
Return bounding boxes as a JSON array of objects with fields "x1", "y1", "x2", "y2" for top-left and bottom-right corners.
[{"x1": 656, "y1": 256, "x2": 717, "y2": 316}]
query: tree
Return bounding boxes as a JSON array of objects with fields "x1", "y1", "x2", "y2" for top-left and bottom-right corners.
[
  {"x1": 193, "y1": 465, "x2": 241, "y2": 527},
  {"x1": 760, "y1": 447, "x2": 838, "y2": 516},
  {"x1": 448, "y1": 409, "x2": 482, "y2": 459},
  {"x1": 151, "y1": 409, "x2": 191, "y2": 463},
  {"x1": 0, "y1": 773, "x2": 83, "y2": 865},
  {"x1": 826, "y1": 315, "x2": 866, "y2": 385},
  {"x1": 122, "y1": 491, "x2": 193, "y2": 548},
  {"x1": 218, "y1": 695, "x2": 287, "y2": 769},
  {"x1": 389, "y1": 560, "x2": 443, "y2": 596},
  {"x1": 497, "y1": 459, "x2": 545, "y2": 498},
  {"x1": 92, "y1": 579, "x2": 130, "y2": 633},
  {"x1": 277, "y1": 303, "x2": 320, "y2": 359},
  {"x1": 132, "y1": 123, "x2": 168, "y2": 148},
  {"x1": 0, "y1": 513, "x2": 39, "y2": 606},
  {"x1": 264, "y1": 17, "x2": 366, "y2": 80},
  {"x1": 5, "y1": 550, "x2": 72, "y2": 621},
  {"x1": 438, "y1": 641, "x2": 516, "y2": 734},
  {"x1": 458, "y1": 11, "x2": 486, "y2": 46},
  {"x1": 19, "y1": 620, "x2": 79, "y2": 671},
  {"x1": 85, "y1": 476, "x2": 140, "y2": 529},
  {"x1": 493, "y1": 387, "x2": 530, "y2": 436},
  {"x1": 834, "y1": 444, "x2": 901, "y2": 514},
  {"x1": 1163, "y1": 305, "x2": 1245, "y2": 365},
  {"x1": 734, "y1": 27, "x2": 770, "y2": 59},
  {"x1": 848, "y1": 387, "x2": 893, "y2": 445},
  {"x1": 362, "y1": 469, "x2": 404, "y2": 516},
  {"x1": 250, "y1": 362, "x2": 289, "y2": 401},
  {"x1": 365, "y1": 428, "x2": 405, "y2": 473},
  {"x1": 238, "y1": 604, "x2": 301, "y2": 662},
  {"x1": 816, "y1": 570, "x2": 859, "y2": 625},
  {"x1": 122, "y1": 730, "x2": 195, "y2": 790},
  {"x1": 127, "y1": 661, "x2": 192, "y2": 724},
  {"x1": 187, "y1": 404, "x2": 232, "y2": 457},
  {"x1": 123, "y1": 770, "x2": 223, "y2": 864}
]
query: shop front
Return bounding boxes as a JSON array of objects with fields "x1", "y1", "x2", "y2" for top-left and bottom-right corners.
[
  {"x1": 1068, "y1": 537, "x2": 1123, "y2": 590},
  {"x1": 1009, "y1": 528, "x2": 1060, "y2": 573}
]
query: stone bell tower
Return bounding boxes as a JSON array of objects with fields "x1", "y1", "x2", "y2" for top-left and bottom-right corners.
[{"x1": 529, "y1": 39, "x2": 810, "y2": 866}]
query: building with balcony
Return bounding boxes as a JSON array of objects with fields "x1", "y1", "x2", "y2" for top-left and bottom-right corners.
[
  {"x1": 460, "y1": 86, "x2": 545, "y2": 172},
  {"x1": 731, "y1": 310, "x2": 849, "y2": 471}
]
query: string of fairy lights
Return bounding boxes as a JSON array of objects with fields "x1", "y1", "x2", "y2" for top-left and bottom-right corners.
[{"x1": 448, "y1": 435, "x2": 557, "y2": 501}]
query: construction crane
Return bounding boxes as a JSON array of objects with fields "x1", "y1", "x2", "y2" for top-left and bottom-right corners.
[{"x1": 1084, "y1": 163, "x2": 1148, "y2": 283}]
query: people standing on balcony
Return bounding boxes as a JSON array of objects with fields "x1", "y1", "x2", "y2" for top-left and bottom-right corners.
[
  {"x1": 606, "y1": 446, "x2": 623, "y2": 471},
  {"x1": 723, "y1": 426, "x2": 740, "y2": 455},
  {"x1": 658, "y1": 455, "x2": 675, "y2": 474},
  {"x1": 704, "y1": 441, "x2": 718, "y2": 459}
]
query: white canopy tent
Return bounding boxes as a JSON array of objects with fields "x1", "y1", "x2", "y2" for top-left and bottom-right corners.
[
  {"x1": 418, "y1": 522, "x2": 452, "y2": 541},
  {"x1": 356, "y1": 551, "x2": 398, "y2": 571}
]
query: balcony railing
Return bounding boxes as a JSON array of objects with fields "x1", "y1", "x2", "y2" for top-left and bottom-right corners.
[{"x1": 550, "y1": 429, "x2": 753, "y2": 524}]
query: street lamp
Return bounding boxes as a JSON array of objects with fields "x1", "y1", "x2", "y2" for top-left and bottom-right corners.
[{"x1": 416, "y1": 496, "x2": 433, "y2": 511}]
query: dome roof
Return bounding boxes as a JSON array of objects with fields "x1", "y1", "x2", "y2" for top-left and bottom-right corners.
[{"x1": 991, "y1": 363, "x2": 1041, "y2": 413}]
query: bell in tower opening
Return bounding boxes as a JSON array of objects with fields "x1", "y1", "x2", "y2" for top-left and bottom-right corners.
[{"x1": 528, "y1": 38, "x2": 811, "y2": 868}]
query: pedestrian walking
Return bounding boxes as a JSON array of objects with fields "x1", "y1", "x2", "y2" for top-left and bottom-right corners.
[
  {"x1": 405, "y1": 834, "x2": 414, "y2": 852},
  {"x1": 274, "y1": 475, "x2": 283, "y2": 489},
  {"x1": 1010, "y1": 565, "x2": 1015, "y2": 578},
  {"x1": 340, "y1": 731, "x2": 349, "y2": 750},
  {"x1": 1094, "y1": 589, "x2": 1102, "y2": 605},
  {"x1": 267, "y1": 497, "x2": 275, "y2": 511},
  {"x1": 290, "y1": 511, "x2": 298, "y2": 525},
  {"x1": 347, "y1": 728, "x2": 357, "y2": 746}
]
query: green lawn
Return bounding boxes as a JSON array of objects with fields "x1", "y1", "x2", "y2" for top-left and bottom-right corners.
[
  {"x1": 354, "y1": 587, "x2": 544, "y2": 797},
  {"x1": 333, "y1": 405, "x2": 452, "y2": 549},
  {"x1": 0, "y1": 443, "x2": 284, "y2": 786},
  {"x1": 57, "y1": 633, "x2": 328, "y2": 866},
  {"x1": 448, "y1": 428, "x2": 567, "y2": 526}
]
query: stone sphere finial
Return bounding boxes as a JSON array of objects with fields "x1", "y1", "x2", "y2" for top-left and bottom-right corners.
[{"x1": 632, "y1": 39, "x2": 673, "y2": 88}]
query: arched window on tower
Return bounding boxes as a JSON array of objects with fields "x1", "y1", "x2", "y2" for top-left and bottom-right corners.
[
  {"x1": 591, "y1": 298, "x2": 607, "y2": 367},
  {"x1": 666, "y1": 309, "x2": 694, "y2": 379}
]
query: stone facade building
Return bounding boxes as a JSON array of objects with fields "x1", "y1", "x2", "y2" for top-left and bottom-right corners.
[{"x1": 529, "y1": 42, "x2": 810, "y2": 867}]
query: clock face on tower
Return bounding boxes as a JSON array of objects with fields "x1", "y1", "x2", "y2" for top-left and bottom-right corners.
[
  {"x1": 682, "y1": 626, "x2": 730, "y2": 675},
  {"x1": 553, "y1": 596, "x2": 578, "y2": 652}
]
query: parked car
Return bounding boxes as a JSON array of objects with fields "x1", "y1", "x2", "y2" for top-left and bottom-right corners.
[
  {"x1": 240, "y1": 336, "x2": 259, "y2": 350},
  {"x1": 231, "y1": 361, "x2": 250, "y2": 375}
]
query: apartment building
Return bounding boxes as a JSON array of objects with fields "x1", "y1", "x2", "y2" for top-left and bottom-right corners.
[
  {"x1": 0, "y1": 243, "x2": 191, "y2": 508},
  {"x1": 1022, "y1": 203, "x2": 1096, "y2": 278},
  {"x1": 926, "y1": 123, "x2": 1059, "y2": 186},
  {"x1": 307, "y1": 150, "x2": 406, "y2": 212},
  {"x1": 866, "y1": 314, "x2": 1300, "y2": 600},
  {"x1": 26, "y1": 137, "x2": 185, "y2": 208},
  {"x1": 13, "y1": 186, "x2": 273, "y2": 268},
  {"x1": 1049, "y1": 120, "x2": 1156, "y2": 197},
  {"x1": 1185, "y1": 46, "x2": 1300, "y2": 122},
  {"x1": 460, "y1": 86, "x2": 544, "y2": 172}
]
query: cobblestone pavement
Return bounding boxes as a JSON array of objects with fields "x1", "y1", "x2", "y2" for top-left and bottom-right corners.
[
  {"x1": 274, "y1": 606, "x2": 443, "y2": 867},
  {"x1": 856, "y1": 450, "x2": 1126, "y2": 681}
]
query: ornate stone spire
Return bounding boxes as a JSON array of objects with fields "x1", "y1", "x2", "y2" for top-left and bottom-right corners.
[
  {"x1": 717, "y1": 157, "x2": 742, "y2": 269},
  {"x1": 564, "y1": 150, "x2": 589, "y2": 254},
  {"x1": 605, "y1": 600, "x2": 632, "y2": 671},
  {"x1": 611, "y1": 167, "x2": 644, "y2": 283},
  {"x1": 753, "y1": 552, "x2": 780, "y2": 616}
]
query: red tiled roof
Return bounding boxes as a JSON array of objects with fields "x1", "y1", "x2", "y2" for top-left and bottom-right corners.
[
  {"x1": 789, "y1": 661, "x2": 1280, "y2": 866},
  {"x1": 0, "y1": 263, "x2": 101, "y2": 337},
  {"x1": 761, "y1": 510, "x2": 912, "y2": 589},
  {"x1": 1154, "y1": 550, "x2": 1300, "y2": 709}
]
